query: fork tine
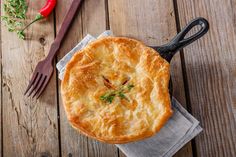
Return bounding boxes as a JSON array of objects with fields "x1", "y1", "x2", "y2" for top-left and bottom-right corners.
[
  {"x1": 27, "y1": 74, "x2": 42, "y2": 97},
  {"x1": 24, "y1": 72, "x2": 38, "y2": 95},
  {"x1": 36, "y1": 76, "x2": 51, "y2": 99},
  {"x1": 32, "y1": 75, "x2": 47, "y2": 98}
]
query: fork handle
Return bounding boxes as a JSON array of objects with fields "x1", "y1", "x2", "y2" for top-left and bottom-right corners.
[{"x1": 46, "y1": 0, "x2": 84, "y2": 62}]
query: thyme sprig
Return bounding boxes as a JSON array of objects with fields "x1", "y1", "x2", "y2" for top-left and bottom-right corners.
[
  {"x1": 1, "y1": 0, "x2": 28, "y2": 39},
  {"x1": 100, "y1": 84, "x2": 134, "y2": 104}
]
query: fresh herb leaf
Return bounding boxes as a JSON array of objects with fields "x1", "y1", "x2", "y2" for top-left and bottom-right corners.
[
  {"x1": 127, "y1": 84, "x2": 134, "y2": 91},
  {"x1": 100, "y1": 92, "x2": 116, "y2": 104},
  {"x1": 100, "y1": 84, "x2": 134, "y2": 104},
  {"x1": 118, "y1": 91, "x2": 129, "y2": 101},
  {"x1": 16, "y1": 30, "x2": 25, "y2": 39},
  {"x1": 1, "y1": 0, "x2": 28, "y2": 39}
]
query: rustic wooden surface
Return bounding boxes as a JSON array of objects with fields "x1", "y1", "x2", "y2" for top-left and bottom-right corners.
[
  {"x1": 176, "y1": 0, "x2": 236, "y2": 156},
  {"x1": 56, "y1": 0, "x2": 86, "y2": 157},
  {"x1": 1, "y1": 0, "x2": 59, "y2": 156},
  {"x1": 0, "y1": 0, "x2": 235, "y2": 157},
  {"x1": 0, "y1": 3, "x2": 2, "y2": 157}
]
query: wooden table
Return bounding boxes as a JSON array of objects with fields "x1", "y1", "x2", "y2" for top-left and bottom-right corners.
[{"x1": 1, "y1": 0, "x2": 235, "y2": 156}]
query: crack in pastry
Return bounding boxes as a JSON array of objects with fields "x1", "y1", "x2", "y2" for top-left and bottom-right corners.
[
  {"x1": 102, "y1": 75, "x2": 116, "y2": 89},
  {"x1": 121, "y1": 77, "x2": 130, "y2": 85}
]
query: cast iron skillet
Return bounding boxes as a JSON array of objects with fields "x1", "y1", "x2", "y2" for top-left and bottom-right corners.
[{"x1": 150, "y1": 17, "x2": 209, "y2": 95}]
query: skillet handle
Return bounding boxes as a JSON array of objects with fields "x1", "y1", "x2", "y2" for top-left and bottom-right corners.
[{"x1": 152, "y1": 17, "x2": 209, "y2": 62}]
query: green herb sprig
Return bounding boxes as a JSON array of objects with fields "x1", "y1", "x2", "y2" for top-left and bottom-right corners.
[
  {"x1": 1, "y1": 0, "x2": 28, "y2": 39},
  {"x1": 100, "y1": 84, "x2": 134, "y2": 104}
]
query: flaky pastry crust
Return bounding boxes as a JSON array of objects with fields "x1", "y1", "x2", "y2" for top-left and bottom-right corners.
[{"x1": 61, "y1": 37, "x2": 172, "y2": 144}]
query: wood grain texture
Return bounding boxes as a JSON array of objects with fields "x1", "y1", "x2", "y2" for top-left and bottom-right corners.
[
  {"x1": 1, "y1": 0, "x2": 59, "y2": 157},
  {"x1": 56, "y1": 0, "x2": 118, "y2": 156},
  {"x1": 0, "y1": 3, "x2": 2, "y2": 157},
  {"x1": 1, "y1": 0, "x2": 235, "y2": 156},
  {"x1": 108, "y1": 0, "x2": 192, "y2": 157},
  {"x1": 55, "y1": 0, "x2": 87, "y2": 157},
  {"x1": 176, "y1": 0, "x2": 236, "y2": 156}
]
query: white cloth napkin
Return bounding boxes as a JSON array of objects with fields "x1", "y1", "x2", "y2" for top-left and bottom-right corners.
[{"x1": 56, "y1": 31, "x2": 202, "y2": 157}]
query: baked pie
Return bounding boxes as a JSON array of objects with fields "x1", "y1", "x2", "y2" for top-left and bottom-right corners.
[{"x1": 61, "y1": 37, "x2": 173, "y2": 143}]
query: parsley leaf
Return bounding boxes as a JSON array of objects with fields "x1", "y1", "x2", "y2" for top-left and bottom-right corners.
[
  {"x1": 100, "y1": 92, "x2": 116, "y2": 104},
  {"x1": 118, "y1": 91, "x2": 129, "y2": 101},
  {"x1": 1, "y1": 0, "x2": 28, "y2": 39},
  {"x1": 16, "y1": 30, "x2": 25, "y2": 39},
  {"x1": 127, "y1": 84, "x2": 134, "y2": 91},
  {"x1": 100, "y1": 84, "x2": 134, "y2": 104}
]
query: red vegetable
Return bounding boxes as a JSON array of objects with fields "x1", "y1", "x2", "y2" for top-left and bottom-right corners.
[
  {"x1": 39, "y1": 0, "x2": 57, "y2": 17},
  {"x1": 20, "y1": 0, "x2": 57, "y2": 35}
]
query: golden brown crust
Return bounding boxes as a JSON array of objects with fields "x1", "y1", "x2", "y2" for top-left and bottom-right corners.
[{"x1": 61, "y1": 37, "x2": 173, "y2": 144}]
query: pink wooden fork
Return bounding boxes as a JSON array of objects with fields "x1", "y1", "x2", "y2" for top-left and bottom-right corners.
[{"x1": 24, "y1": 0, "x2": 84, "y2": 98}]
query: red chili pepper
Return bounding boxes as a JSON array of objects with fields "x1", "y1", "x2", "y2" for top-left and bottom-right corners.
[
  {"x1": 20, "y1": 0, "x2": 57, "y2": 35},
  {"x1": 39, "y1": 0, "x2": 57, "y2": 17}
]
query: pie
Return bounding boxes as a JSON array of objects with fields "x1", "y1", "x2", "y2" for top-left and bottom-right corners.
[{"x1": 61, "y1": 37, "x2": 173, "y2": 144}]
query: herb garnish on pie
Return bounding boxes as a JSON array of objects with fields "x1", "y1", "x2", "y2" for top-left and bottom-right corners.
[{"x1": 100, "y1": 83, "x2": 134, "y2": 103}]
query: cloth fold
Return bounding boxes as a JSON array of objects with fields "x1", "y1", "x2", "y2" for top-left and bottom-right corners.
[{"x1": 56, "y1": 30, "x2": 202, "y2": 157}]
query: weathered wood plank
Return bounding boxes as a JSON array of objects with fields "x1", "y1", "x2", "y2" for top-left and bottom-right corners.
[
  {"x1": 56, "y1": 0, "x2": 118, "y2": 156},
  {"x1": 176, "y1": 0, "x2": 236, "y2": 156},
  {"x1": 55, "y1": 0, "x2": 87, "y2": 157},
  {"x1": 1, "y1": 1, "x2": 59, "y2": 157},
  {"x1": 108, "y1": 0, "x2": 193, "y2": 157},
  {"x1": 0, "y1": 3, "x2": 2, "y2": 157}
]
